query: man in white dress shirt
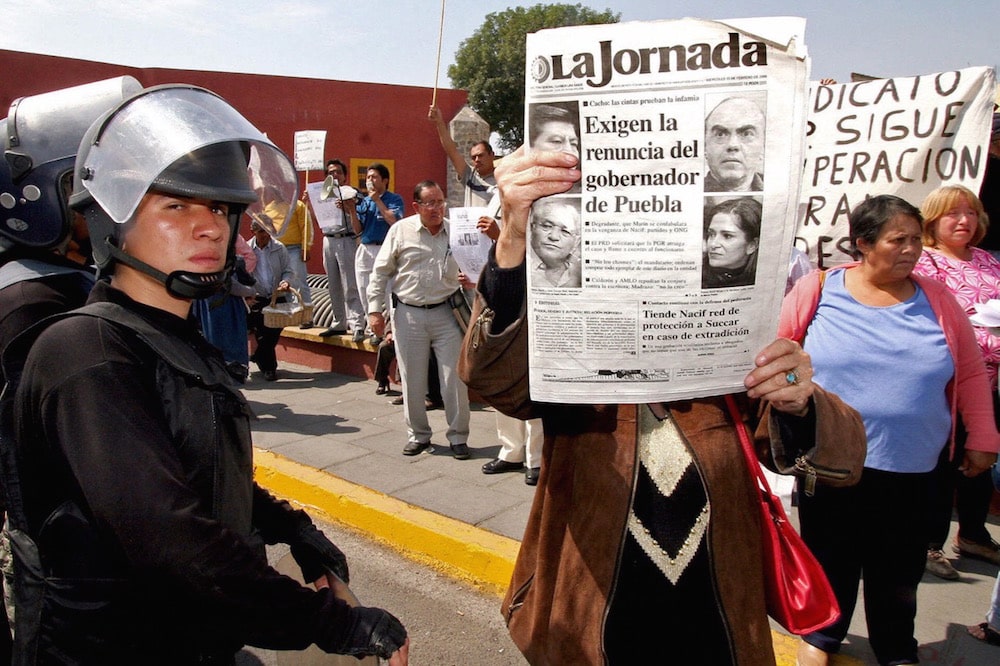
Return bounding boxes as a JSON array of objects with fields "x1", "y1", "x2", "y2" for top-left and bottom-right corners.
[{"x1": 367, "y1": 181, "x2": 471, "y2": 459}]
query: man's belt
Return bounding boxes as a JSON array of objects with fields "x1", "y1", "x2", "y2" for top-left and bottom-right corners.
[
  {"x1": 392, "y1": 294, "x2": 448, "y2": 309},
  {"x1": 324, "y1": 230, "x2": 355, "y2": 238}
]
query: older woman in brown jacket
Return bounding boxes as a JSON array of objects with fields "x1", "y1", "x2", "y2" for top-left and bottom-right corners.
[{"x1": 459, "y1": 147, "x2": 865, "y2": 665}]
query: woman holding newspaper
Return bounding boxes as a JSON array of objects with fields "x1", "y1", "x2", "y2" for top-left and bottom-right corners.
[
  {"x1": 779, "y1": 194, "x2": 1000, "y2": 666},
  {"x1": 460, "y1": 146, "x2": 865, "y2": 665}
]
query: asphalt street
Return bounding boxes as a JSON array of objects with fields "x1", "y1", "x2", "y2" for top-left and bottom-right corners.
[{"x1": 238, "y1": 516, "x2": 526, "y2": 666}]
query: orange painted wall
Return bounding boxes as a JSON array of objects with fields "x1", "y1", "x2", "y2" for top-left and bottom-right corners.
[{"x1": 0, "y1": 49, "x2": 468, "y2": 274}]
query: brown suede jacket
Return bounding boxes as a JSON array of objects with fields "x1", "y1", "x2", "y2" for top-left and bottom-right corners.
[{"x1": 459, "y1": 290, "x2": 865, "y2": 666}]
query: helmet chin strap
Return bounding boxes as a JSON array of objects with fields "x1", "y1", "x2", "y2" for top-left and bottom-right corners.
[{"x1": 105, "y1": 239, "x2": 231, "y2": 300}]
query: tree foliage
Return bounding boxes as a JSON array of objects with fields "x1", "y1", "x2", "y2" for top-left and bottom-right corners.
[{"x1": 449, "y1": 3, "x2": 619, "y2": 150}]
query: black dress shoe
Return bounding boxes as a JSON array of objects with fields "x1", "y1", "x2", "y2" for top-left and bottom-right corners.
[
  {"x1": 403, "y1": 441, "x2": 431, "y2": 456},
  {"x1": 375, "y1": 384, "x2": 389, "y2": 395},
  {"x1": 318, "y1": 328, "x2": 347, "y2": 337},
  {"x1": 525, "y1": 467, "x2": 540, "y2": 486},
  {"x1": 225, "y1": 362, "x2": 249, "y2": 383},
  {"x1": 424, "y1": 398, "x2": 444, "y2": 411},
  {"x1": 262, "y1": 370, "x2": 277, "y2": 382},
  {"x1": 390, "y1": 395, "x2": 404, "y2": 405},
  {"x1": 482, "y1": 458, "x2": 525, "y2": 475},
  {"x1": 449, "y1": 443, "x2": 470, "y2": 460}
]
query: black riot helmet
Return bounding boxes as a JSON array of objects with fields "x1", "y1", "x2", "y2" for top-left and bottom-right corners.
[
  {"x1": 0, "y1": 76, "x2": 142, "y2": 253},
  {"x1": 69, "y1": 84, "x2": 297, "y2": 299}
]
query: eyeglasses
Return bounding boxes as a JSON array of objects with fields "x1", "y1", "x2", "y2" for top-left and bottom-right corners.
[{"x1": 417, "y1": 200, "x2": 447, "y2": 209}]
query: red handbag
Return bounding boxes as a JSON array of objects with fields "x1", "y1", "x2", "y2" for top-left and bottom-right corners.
[{"x1": 724, "y1": 394, "x2": 840, "y2": 635}]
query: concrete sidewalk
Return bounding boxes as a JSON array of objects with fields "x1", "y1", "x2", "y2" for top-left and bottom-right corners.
[
  {"x1": 244, "y1": 362, "x2": 1000, "y2": 666},
  {"x1": 244, "y1": 363, "x2": 528, "y2": 591}
]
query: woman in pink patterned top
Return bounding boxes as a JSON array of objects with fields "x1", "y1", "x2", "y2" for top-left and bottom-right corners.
[{"x1": 914, "y1": 184, "x2": 1000, "y2": 580}]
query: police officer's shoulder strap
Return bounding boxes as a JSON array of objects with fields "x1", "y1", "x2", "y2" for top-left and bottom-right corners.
[{"x1": 71, "y1": 301, "x2": 226, "y2": 382}]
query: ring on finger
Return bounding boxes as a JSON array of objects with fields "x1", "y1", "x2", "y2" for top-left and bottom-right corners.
[{"x1": 785, "y1": 370, "x2": 799, "y2": 386}]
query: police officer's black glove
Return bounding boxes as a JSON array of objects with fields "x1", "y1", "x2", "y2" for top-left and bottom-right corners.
[
  {"x1": 333, "y1": 605, "x2": 407, "y2": 659},
  {"x1": 291, "y1": 531, "x2": 349, "y2": 584}
]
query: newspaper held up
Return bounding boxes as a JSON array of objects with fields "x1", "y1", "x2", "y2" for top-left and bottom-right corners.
[
  {"x1": 524, "y1": 17, "x2": 810, "y2": 403},
  {"x1": 447, "y1": 206, "x2": 492, "y2": 284}
]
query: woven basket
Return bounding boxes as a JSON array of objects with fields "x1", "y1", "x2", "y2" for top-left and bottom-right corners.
[{"x1": 262, "y1": 287, "x2": 312, "y2": 328}]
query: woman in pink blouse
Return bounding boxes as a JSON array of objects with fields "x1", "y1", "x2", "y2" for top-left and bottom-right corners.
[{"x1": 914, "y1": 184, "x2": 1000, "y2": 580}]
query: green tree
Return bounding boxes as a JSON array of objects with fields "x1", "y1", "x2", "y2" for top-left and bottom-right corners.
[{"x1": 449, "y1": 3, "x2": 619, "y2": 150}]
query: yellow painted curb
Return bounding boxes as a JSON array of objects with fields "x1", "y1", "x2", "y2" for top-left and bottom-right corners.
[
  {"x1": 773, "y1": 631, "x2": 799, "y2": 665},
  {"x1": 773, "y1": 629, "x2": 863, "y2": 666},
  {"x1": 253, "y1": 448, "x2": 519, "y2": 595},
  {"x1": 254, "y1": 448, "x2": 863, "y2": 665}
]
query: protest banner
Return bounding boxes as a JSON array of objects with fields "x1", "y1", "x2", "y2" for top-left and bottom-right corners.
[
  {"x1": 797, "y1": 67, "x2": 996, "y2": 268},
  {"x1": 524, "y1": 17, "x2": 810, "y2": 403}
]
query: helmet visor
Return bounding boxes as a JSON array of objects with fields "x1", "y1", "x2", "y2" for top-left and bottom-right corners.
[
  {"x1": 5, "y1": 76, "x2": 143, "y2": 165},
  {"x1": 1, "y1": 76, "x2": 143, "y2": 249},
  {"x1": 81, "y1": 86, "x2": 295, "y2": 233}
]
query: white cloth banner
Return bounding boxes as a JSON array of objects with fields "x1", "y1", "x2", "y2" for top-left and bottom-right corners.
[{"x1": 797, "y1": 67, "x2": 996, "y2": 268}]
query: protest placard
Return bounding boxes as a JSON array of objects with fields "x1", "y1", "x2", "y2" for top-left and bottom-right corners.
[{"x1": 294, "y1": 130, "x2": 327, "y2": 171}]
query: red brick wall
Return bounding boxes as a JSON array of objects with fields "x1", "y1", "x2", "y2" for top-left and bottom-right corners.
[{"x1": 0, "y1": 49, "x2": 468, "y2": 274}]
